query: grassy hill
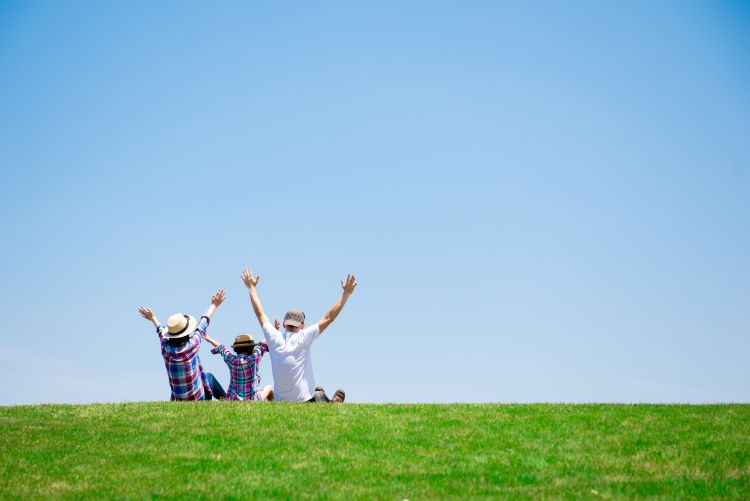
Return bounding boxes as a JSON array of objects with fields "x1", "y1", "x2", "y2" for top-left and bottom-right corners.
[{"x1": 1, "y1": 403, "x2": 748, "y2": 499}]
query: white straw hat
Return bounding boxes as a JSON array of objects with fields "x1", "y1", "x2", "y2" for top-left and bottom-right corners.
[{"x1": 166, "y1": 313, "x2": 197, "y2": 339}]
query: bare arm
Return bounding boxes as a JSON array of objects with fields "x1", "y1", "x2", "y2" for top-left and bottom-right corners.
[
  {"x1": 318, "y1": 274, "x2": 357, "y2": 334},
  {"x1": 203, "y1": 289, "x2": 225, "y2": 319},
  {"x1": 203, "y1": 334, "x2": 220, "y2": 348},
  {"x1": 241, "y1": 268, "x2": 269, "y2": 327},
  {"x1": 138, "y1": 306, "x2": 160, "y2": 331}
]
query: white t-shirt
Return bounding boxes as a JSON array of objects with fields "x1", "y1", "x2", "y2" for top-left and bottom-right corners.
[{"x1": 261, "y1": 322, "x2": 321, "y2": 402}]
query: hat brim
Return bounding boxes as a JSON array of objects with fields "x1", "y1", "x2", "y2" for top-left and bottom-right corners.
[
  {"x1": 232, "y1": 342, "x2": 259, "y2": 350},
  {"x1": 166, "y1": 315, "x2": 197, "y2": 339},
  {"x1": 283, "y1": 320, "x2": 302, "y2": 327}
]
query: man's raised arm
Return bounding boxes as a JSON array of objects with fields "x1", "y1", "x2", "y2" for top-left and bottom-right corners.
[
  {"x1": 241, "y1": 267, "x2": 270, "y2": 327},
  {"x1": 318, "y1": 274, "x2": 357, "y2": 334}
]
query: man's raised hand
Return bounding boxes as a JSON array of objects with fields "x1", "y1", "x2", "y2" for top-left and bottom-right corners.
[
  {"x1": 242, "y1": 267, "x2": 269, "y2": 326},
  {"x1": 318, "y1": 273, "x2": 358, "y2": 333},
  {"x1": 212, "y1": 289, "x2": 226, "y2": 306},
  {"x1": 241, "y1": 268, "x2": 260, "y2": 289},
  {"x1": 341, "y1": 274, "x2": 357, "y2": 296}
]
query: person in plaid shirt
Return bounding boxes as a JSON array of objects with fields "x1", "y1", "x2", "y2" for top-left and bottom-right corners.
[
  {"x1": 203, "y1": 331, "x2": 274, "y2": 401},
  {"x1": 138, "y1": 289, "x2": 227, "y2": 401}
]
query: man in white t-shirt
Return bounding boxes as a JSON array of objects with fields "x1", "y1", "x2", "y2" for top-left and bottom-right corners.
[{"x1": 240, "y1": 267, "x2": 357, "y2": 403}]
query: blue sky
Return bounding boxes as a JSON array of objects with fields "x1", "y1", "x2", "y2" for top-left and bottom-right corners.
[{"x1": 1, "y1": 1, "x2": 748, "y2": 404}]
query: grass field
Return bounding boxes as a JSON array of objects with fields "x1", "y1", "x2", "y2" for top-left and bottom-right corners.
[{"x1": 1, "y1": 403, "x2": 748, "y2": 499}]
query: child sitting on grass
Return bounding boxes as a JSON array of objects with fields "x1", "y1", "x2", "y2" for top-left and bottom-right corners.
[{"x1": 203, "y1": 327, "x2": 274, "y2": 401}]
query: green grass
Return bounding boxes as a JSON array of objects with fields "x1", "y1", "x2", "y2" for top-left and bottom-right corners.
[{"x1": 1, "y1": 403, "x2": 748, "y2": 499}]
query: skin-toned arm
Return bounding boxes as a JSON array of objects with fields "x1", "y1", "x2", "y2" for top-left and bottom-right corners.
[
  {"x1": 203, "y1": 289, "x2": 226, "y2": 319},
  {"x1": 318, "y1": 274, "x2": 357, "y2": 334},
  {"x1": 138, "y1": 306, "x2": 160, "y2": 331},
  {"x1": 203, "y1": 333, "x2": 221, "y2": 348},
  {"x1": 241, "y1": 268, "x2": 270, "y2": 327}
]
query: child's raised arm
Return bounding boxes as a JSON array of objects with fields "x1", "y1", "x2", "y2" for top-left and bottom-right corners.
[{"x1": 203, "y1": 333, "x2": 221, "y2": 348}]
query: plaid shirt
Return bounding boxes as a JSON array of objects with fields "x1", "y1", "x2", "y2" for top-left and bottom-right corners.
[
  {"x1": 211, "y1": 342, "x2": 269, "y2": 401},
  {"x1": 158, "y1": 316, "x2": 213, "y2": 401}
]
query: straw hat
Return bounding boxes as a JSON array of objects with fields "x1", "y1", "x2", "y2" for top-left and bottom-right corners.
[
  {"x1": 165, "y1": 313, "x2": 197, "y2": 339},
  {"x1": 232, "y1": 334, "x2": 259, "y2": 350}
]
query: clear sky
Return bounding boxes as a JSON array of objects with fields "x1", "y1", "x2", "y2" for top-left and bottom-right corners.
[{"x1": 1, "y1": 1, "x2": 748, "y2": 405}]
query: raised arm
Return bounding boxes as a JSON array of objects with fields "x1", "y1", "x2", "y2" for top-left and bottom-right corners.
[
  {"x1": 318, "y1": 274, "x2": 357, "y2": 334},
  {"x1": 203, "y1": 289, "x2": 226, "y2": 319},
  {"x1": 241, "y1": 268, "x2": 269, "y2": 327},
  {"x1": 203, "y1": 333, "x2": 221, "y2": 348},
  {"x1": 138, "y1": 306, "x2": 160, "y2": 331}
]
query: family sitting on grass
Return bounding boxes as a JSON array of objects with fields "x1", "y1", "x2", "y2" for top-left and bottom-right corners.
[{"x1": 138, "y1": 267, "x2": 357, "y2": 403}]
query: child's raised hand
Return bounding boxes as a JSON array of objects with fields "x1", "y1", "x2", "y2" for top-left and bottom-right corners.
[
  {"x1": 212, "y1": 289, "x2": 226, "y2": 306},
  {"x1": 203, "y1": 334, "x2": 220, "y2": 347},
  {"x1": 274, "y1": 319, "x2": 281, "y2": 331},
  {"x1": 138, "y1": 306, "x2": 156, "y2": 322}
]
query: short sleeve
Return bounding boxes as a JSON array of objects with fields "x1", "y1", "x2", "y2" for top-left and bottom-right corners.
[
  {"x1": 254, "y1": 342, "x2": 269, "y2": 358},
  {"x1": 261, "y1": 322, "x2": 282, "y2": 349},
  {"x1": 157, "y1": 324, "x2": 168, "y2": 340},
  {"x1": 297, "y1": 323, "x2": 321, "y2": 348}
]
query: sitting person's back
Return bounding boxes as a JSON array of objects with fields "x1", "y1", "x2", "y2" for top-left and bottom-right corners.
[
  {"x1": 161, "y1": 318, "x2": 210, "y2": 400},
  {"x1": 205, "y1": 332, "x2": 274, "y2": 401},
  {"x1": 240, "y1": 267, "x2": 355, "y2": 403},
  {"x1": 138, "y1": 289, "x2": 228, "y2": 401}
]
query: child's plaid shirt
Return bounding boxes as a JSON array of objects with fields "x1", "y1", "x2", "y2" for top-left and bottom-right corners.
[
  {"x1": 158, "y1": 316, "x2": 213, "y2": 401},
  {"x1": 211, "y1": 342, "x2": 269, "y2": 401}
]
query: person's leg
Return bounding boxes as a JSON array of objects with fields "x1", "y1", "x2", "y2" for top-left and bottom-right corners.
[
  {"x1": 204, "y1": 372, "x2": 226, "y2": 400},
  {"x1": 258, "y1": 385, "x2": 274, "y2": 401}
]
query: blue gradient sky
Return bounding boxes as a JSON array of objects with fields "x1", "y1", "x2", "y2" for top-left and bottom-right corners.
[{"x1": 1, "y1": 1, "x2": 748, "y2": 404}]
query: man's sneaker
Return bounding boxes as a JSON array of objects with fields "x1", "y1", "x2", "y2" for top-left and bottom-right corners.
[{"x1": 332, "y1": 389, "x2": 345, "y2": 403}]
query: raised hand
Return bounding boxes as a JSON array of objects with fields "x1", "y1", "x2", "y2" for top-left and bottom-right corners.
[
  {"x1": 203, "y1": 333, "x2": 220, "y2": 348},
  {"x1": 138, "y1": 306, "x2": 160, "y2": 327},
  {"x1": 241, "y1": 268, "x2": 260, "y2": 289},
  {"x1": 318, "y1": 273, "x2": 358, "y2": 334},
  {"x1": 138, "y1": 306, "x2": 156, "y2": 322},
  {"x1": 212, "y1": 289, "x2": 226, "y2": 306},
  {"x1": 341, "y1": 274, "x2": 357, "y2": 296},
  {"x1": 274, "y1": 319, "x2": 281, "y2": 331}
]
